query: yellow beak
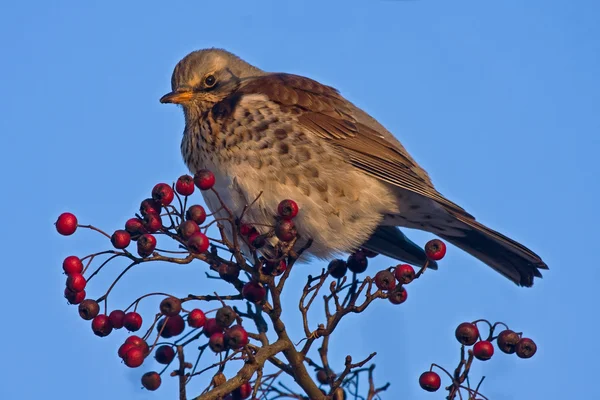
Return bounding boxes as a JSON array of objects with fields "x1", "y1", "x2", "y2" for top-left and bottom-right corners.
[{"x1": 160, "y1": 90, "x2": 194, "y2": 104}]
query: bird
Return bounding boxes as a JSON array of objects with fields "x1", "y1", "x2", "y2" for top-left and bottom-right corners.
[{"x1": 160, "y1": 48, "x2": 548, "y2": 287}]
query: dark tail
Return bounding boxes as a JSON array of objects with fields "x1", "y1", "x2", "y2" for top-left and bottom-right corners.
[{"x1": 362, "y1": 226, "x2": 437, "y2": 269}]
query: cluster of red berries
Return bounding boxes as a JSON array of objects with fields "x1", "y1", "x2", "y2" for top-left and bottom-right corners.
[{"x1": 419, "y1": 321, "x2": 538, "y2": 393}]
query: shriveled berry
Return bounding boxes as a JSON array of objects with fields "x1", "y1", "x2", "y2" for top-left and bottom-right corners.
[
  {"x1": 277, "y1": 199, "x2": 299, "y2": 220},
  {"x1": 179, "y1": 220, "x2": 200, "y2": 240},
  {"x1": 216, "y1": 306, "x2": 237, "y2": 328},
  {"x1": 160, "y1": 297, "x2": 182, "y2": 317},
  {"x1": 157, "y1": 315, "x2": 185, "y2": 338},
  {"x1": 194, "y1": 169, "x2": 216, "y2": 190},
  {"x1": 64, "y1": 288, "x2": 85, "y2": 304},
  {"x1": 225, "y1": 325, "x2": 249, "y2": 349},
  {"x1": 388, "y1": 286, "x2": 408, "y2": 304},
  {"x1": 142, "y1": 213, "x2": 162, "y2": 233},
  {"x1": 109, "y1": 310, "x2": 126, "y2": 329},
  {"x1": 242, "y1": 281, "x2": 267, "y2": 303},
  {"x1": 425, "y1": 239, "x2": 446, "y2": 261},
  {"x1": 154, "y1": 345, "x2": 175, "y2": 364},
  {"x1": 203, "y1": 318, "x2": 223, "y2": 338},
  {"x1": 209, "y1": 332, "x2": 226, "y2": 352},
  {"x1": 515, "y1": 338, "x2": 537, "y2": 359},
  {"x1": 176, "y1": 174, "x2": 195, "y2": 196},
  {"x1": 125, "y1": 218, "x2": 146, "y2": 238},
  {"x1": 152, "y1": 183, "x2": 175, "y2": 206},
  {"x1": 66, "y1": 273, "x2": 86, "y2": 292},
  {"x1": 187, "y1": 309, "x2": 206, "y2": 328},
  {"x1": 125, "y1": 335, "x2": 149, "y2": 355},
  {"x1": 91, "y1": 314, "x2": 113, "y2": 337},
  {"x1": 111, "y1": 230, "x2": 131, "y2": 249},
  {"x1": 473, "y1": 340, "x2": 495, "y2": 360},
  {"x1": 187, "y1": 232, "x2": 209, "y2": 253},
  {"x1": 497, "y1": 330, "x2": 520, "y2": 354},
  {"x1": 316, "y1": 369, "x2": 331, "y2": 385},
  {"x1": 419, "y1": 371, "x2": 441, "y2": 392},
  {"x1": 218, "y1": 263, "x2": 241, "y2": 282},
  {"x1": 123, "y1": 312, "x2": 143, "y2": 332},
  {"x1": 141, "y1": 371, "x2": 162, "y2": 391},
  {"x1": 374, "y1": 270, "x2": 396, "y2": 291},
  {"x1": 347, "y1": 251, "x2": 368, "y2": 273},
  {"x1": 328, "y1": 259, "x2": 348, "y2": 278},
  {"x1": 123, "y1": 347, "x2": 145, "y2": 368},
  {"x1": 140, "y1": 198, "x2": 162, "y2": 217},
  {"x1": 62, "y1": 256, "x2": 83, "y2": 275},
  {"x1": 275, "y1": 219, "x2": 297, "y2": 242},
  {"x1": 78, "y1": 299, "x2": 100, "y2": 320},
  {"x1": 56, "y1": 212, "x2": 78, "y2": 235},
  {"x1": 233, "y1": 382, "x2": 252, "y2": 399},
  {"x1": 455, "y1": 323, "x2": 479, "y2": 346},
  {"x1": 186, "y1": 205, "x2": 207, "y2": 224},
  {"x1": 137, "y1": 234, "x2": 157, "y2": 257},
  {"x1": 394, "y1": 264, "x2": 416, "y2": 284}
]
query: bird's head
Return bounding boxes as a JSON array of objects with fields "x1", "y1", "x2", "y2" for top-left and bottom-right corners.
[{"x1": 160, "y1": 48, "x2": 263, "y2": 117}]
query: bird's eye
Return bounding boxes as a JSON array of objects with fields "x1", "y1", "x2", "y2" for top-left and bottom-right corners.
[{"x1": 204, "y1": 75, "x2": 216, "y2": 87}]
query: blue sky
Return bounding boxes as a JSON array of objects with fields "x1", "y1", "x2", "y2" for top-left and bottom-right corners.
[{"x1": 1, "y1": 0, "x2": 598, "y2": 399}]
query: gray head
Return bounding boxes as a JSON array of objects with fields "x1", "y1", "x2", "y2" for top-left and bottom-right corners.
[{"x1": 160, "y1": 48, "x2": 264, "y2": 110}]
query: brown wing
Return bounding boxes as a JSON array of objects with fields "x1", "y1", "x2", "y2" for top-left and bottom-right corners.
[{"x1": 236, "y1": 73, "x2": 471, "y2": 217}]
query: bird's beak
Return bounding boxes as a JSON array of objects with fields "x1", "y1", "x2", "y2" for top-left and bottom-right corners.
[{"x1": 160, "y1": 90, "x2": 194, "y2": 104}]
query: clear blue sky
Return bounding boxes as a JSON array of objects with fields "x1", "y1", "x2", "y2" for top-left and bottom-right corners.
[{"x1": 1, "y1": 1, "x2": 598, "y2": 399}]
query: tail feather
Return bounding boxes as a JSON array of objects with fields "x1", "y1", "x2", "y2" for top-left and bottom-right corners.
[{"x1": 362, "y1": 226, "x2": 437, "y2": 269}]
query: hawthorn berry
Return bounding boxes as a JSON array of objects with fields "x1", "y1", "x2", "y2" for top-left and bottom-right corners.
[
  {"x1": 473, "y1": 340, "x2": 495, "y2": 360},
  {"x1": 239, "y1": 224, "x2": 253, "y2": 236},
  {"x1": 328, "y1": 259, "x2": 348, "y2": 278},
  {"x1": 394, "y1": 264, "x2": 416, "y2": 284},
  {"x1": 109, "y1": 310, "x2": 126, "y2": 329},
  {"x1": 137, "y1": 234, "x2": 157, "y2": 257},
  {"x1": 203, "y1": 318, "x2": 224, "y2": 338},
  {"x1": 316, "y1": 369, "x2": 331, "y2": 385},
  {"x1": 91, "y1": 314, "x2": 113, "y2": 337},
  {"x1": 209, "y1": 332, "x2": 226, "y2": 352},
  {"x1": 425, "y1": 239, "x2": 446, "y2": 261},
  {"x1": 216, "y1": 306, "x2": 236, "y2": 328},
  {"x1": 125, "y1": 335, "x2": 149, "y2": 355},
  {"x1": 175, "y1": 175, "x2": 195, "y2": 196},
  {"x1": 78, "y1": 299, "x2": 100, "y2": 320},
  {"x1": 157, "y1": 315, "x2": 185, "y2": 338},
  {"x1": 66, "y1": 273, "x2": 86, "y2": 292},
  {"x1": 419, "y1": 371, "x2": 441, "y2": 392},
  {"x1": 123, "y1": 347, "x2": 145, "y2": 368},
  {"x1": 142, "y1": 213, "x2": 162, "y2": 233},
  {"x1": 374, "y1": 270, "x2": 396, "y2": 291},
  {"x1": 233, "y1": 382, "x2": 252, "y2": 399},
  {"x1": 275, "y1": 219, "x2": 297, "y2": 242},
  {"x1": 62, "y1": 256, "x2": 83, "y2": 275},
  {"x1": 497, "y1": 330, "x2": 520, "y2": 354},
  {"x1": 186, "y1": 205, "x2": 207, "y2": 225},
  {"x1": 242, "y1": 281, "x2": 267, "y2": 303},
  {"x1": 140, "y1": 198, "x2": 161, "y2": 217},
  {"x1": 160, "y1": 297, "x2": 182, "y2": 317},
  {"x1": 187, "y1": 309, "x2": 206, "y2": 328},
  {"x1": 123, "y1": 312, "x2": 143, "y2": 332},
  {"x1": 388, "y1": 286, "x2": 408, "y2": 305},
  {"x1": 515, "y1": 338, "x2": 537, "y2": 359},
  {"x1": 218, "y1": 263, "x2": 240, "y2": 282},
  {"x1": 455, "y1": 322, "x2": 479, "y2": 346},
  {"x1": 152, "y1": 183, "x2": 174, "y2": 206},
  {"x1": 194, "y1": 169, "x2": 216, "y2": 190},
  {"x1": 56, "y1": 212, "x2": 78, "y2": 235},
  {"x1": 179, "y1": 220, "x2": 200, "y2": 240},
  {"x1": 248, "y1": 231, "x2": 265, "y2": 248},
  {"x1": 64, "y1": 288, "x2": 85, "y2": 304},
  {"x1": 277, "y1": 199, "x2": 299, "y2": 220},
  {"x1": 187, "y1": 232, "x2": 210, "y2": 253},
  {"x1": 347, "y1": 251, "x2": 368, "y2": 273},
  {"x1": 154, "y1": 345, "x2": 175, "y2": 364},
  {"x1": 261, "y1": 259, "x2": 287, "y2": 276},
  {"x1": 141, "y1": 371, "x2": 162, "y2": 391},
  {"x1": 118, "y1": 342, "x2": 136, "y2": 359},
  {"x1": 225, "y1": 325, "x2": 249, "y2": 350},
  {"x1": 125, "y1": 218, "x2": 146, "y2": 238},
  {"x1": 111, "y1": 230, "x2": 131, "y2": 249}
]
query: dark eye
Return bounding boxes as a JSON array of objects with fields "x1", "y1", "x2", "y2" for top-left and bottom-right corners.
[{"x1": 204, "y1": 75, "x2": 216, "y2": 87}]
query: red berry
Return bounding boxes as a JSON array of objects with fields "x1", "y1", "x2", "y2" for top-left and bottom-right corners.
[
  {"x1": 455, "y1": 323, "x2": 479, "y2": 346},
  {"x1": 242, "y1": 281, "x2": 267, "y2": 303},
  {"x1": 109, "y1": 310, "x2": 126, "y2": 329},
  {"x1": 125, "y1": 218, "x2": 146, "y2": 238},
  {"x1": 187, "y1": 232, "x2": 210, "y2": 253},
  {"x1": 218, "y1": 263, "x2": 241, "y2": 282},
  {"x1": 123, "y1": 347, "x2": 145, "y2": 368},
  {"x1": 361, "y1": 249, "x2": 379, "y2": 258},
  {"x1": 111, "y1": 230, "x2": 131, "y2": 249},
  {"x1": 347, "y1": 251, "x2": 368, "y2": 273},
  {"x1": 515, "y1": 338, "x2": 537, "y2": 359},
  {"x1": 123, "y1": 312, "x2": 143, "y2": 332},
  {"x1": 118, "y1": 342, "x2": 136, "y2": 359},
  {"x1": 66, "y1": 273, "x2": 86, "y2": 292},
  {"x1": 179, "y1": 220, "x2": 200, "y2": 240},
  {"x1": 155, "y1": 345, "x2": 175, "y2": 364},
  {"x1": 274, "y1": 219, "x2": 297, "y2": 242},
  {"x1": 175, "y1": 175, "x2": 195, "y2": 196},
  {"x1": 473, "y1": 340, "x2": 495, "y2": 360},
  {"x1": 78, "y1": 299, "x2": 100, "y2": 320},
  {"x1": 91, "y1": 314, "x2": 113, "y2": 337},
  {"x1": 208, "y1": 332, "x2": 226, "y2": 352},
  {"x1": 425, "y1": 239, "x2": 446, "y2": 261},
  {"x1": 261, "y1": 259, "x2": 287, "y2": 276},
  {"x1": 142, "y1": 213, "x2": 162, "y2": 233},
  {"x1": 225, "y1": 325, "x2": 249, "y2": 349},
  {"x1": 234, "y1": 382, "x2": 252, "y2": 399},
  {"x1": 157, "y1": 315, "x2": 186, "y2": 338},
  {"x1": 141, "y1": 371, "x2": 162, "y2": 391},
  {"x1": 159, "y1": 297, "x2": 182, "y2": 317},
  {"x1": 496, "y1": 329, "x2": 520, "y2": 354},
  {"x1": 277, "y1": 199, "x2": 299, "y2": 220},
  {"x1": 194, "y1": 169, "x2": 216, "y2": 190},
  {"x1": 125, "y1": 335, "x2": 149, "y2": 355},
  {"x1": 62, "y1": 256, "x2": 83, "y2": 275},
  {"x1": 186, "y1": 205, "x2": 207, "y2": 225},
  {"x1": 203, "y1": 318, "x2": 223, "y2": 338},
  {"x1": 215, "y1": 306, "x2": 237, "y2": 328},
  {"x1": 248, "y1": 231, "x2": 265, "y2": 248},
  {"x1": 64, "y1": 288, "x2": 85, "y2": 304},
  {"x1": 152, "y1": 183, "x2": 175, "y2": 206},
  {"x1": 137, "y1": 234, "x2": 157, "y2": 257},
  {"x1": 328, "y1": 259, "x2": 348, "y2": 278},
  {"x1": 239, "y1": 224, "x2": 253, "y2": 236},
  {"x1": 388, "y1": 286, "x2": 408, "y2": 305},
  {"x1": 56, "y1": 212, "x2": 78, "y2": 235},
  {"x1": 140, "y1": 198, "x2": 162, "y2": 217},
  {"x1": 394, "y1": 264, "x2": 416, "y2": 284},
  {"x1": 419, "y1": 371, "x2": 441, "y2": 392},
  {"x1": 374, "y1": 270, "x2": 396, "y2": 291}
]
